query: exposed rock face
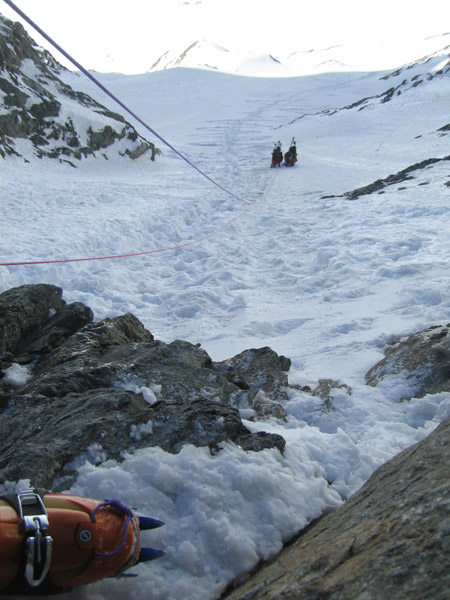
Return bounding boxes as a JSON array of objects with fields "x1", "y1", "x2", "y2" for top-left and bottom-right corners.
[
  {"x1": 0, "y1": 16, "x2": 159, "y2": 164},
  {"x1": 311, "y1": 378, "x2": 352, "y2": 412},
  {"x1": 366, "y1": 323, "x2": 450, "y2": 398},
  {"x1": 0, "y1": 284, "x2": 286, "y2": 489},
  {"x1": 223, "y1": 416, "x2": 450, "y2": 600},
  {"x1": 322, "y1": 155, "x2": 450, "y2": 201},
  {"x1": 324, "y1": 48, "x2": 450, "y2": 117},
  {"x1": 343, "y1": 156, "x2": 450, "y2": 200},
  {"x1": 216, "y1": 347, "x2": 291, "y2": 420},
  {"x1": 317, "y1": 46, "x2": 450, "y2": 202},
  {"x1": 0, "y1": 283, "x2": 93, "y2": 360}
]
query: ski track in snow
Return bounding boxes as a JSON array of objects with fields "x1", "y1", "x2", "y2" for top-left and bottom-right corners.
[{"x1": 1, "y1": 51, "x2": 450, "y2": 599}]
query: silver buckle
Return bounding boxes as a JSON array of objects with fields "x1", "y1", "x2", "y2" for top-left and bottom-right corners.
[{"x1": 17, "y1": 489, "x2": 53, "y2": 587}]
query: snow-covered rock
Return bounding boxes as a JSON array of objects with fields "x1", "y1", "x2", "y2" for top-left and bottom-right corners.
[
  {"x1": 366, "y1": 323, "x2": 450, "y2": 399},
  {"x1": 0, "y1": 284, "x2": 286, "y2": 489},
  {"x1": 0, "y1": 16, "x2": 159, "y2": 164}
]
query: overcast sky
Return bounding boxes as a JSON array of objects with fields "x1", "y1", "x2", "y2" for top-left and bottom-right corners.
[{"x1": 1, "y1": 0, "x2": 449, "y2": 73}]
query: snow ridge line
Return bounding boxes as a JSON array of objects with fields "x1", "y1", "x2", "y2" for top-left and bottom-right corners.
[
  {"x1": 2, "y1": 0, "x2": 241, "y2": 201},
  {"x1": 0, "y1": 172, "x2": 276, "y2": 266}
]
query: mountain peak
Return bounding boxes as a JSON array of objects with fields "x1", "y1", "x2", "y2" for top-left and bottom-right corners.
[{"x1": 147, "y1": 33, "x2": 450, "y2": 77}]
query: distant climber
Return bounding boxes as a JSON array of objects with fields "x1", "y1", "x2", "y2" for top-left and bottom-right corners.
[
  {"x1": 284, "y1": 137, "x2": 297, "y2": 167},
  {"x1": 271, "y1": 141, "x2": 283, "y2": 168}
]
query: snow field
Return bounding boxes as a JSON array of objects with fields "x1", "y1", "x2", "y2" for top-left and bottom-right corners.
[
  {"x1": 67, "y1": 443, "x2": 341, "y2": 600},
  {"x1": 1, "y1": 45, "x2": 450, "y2": 599}
]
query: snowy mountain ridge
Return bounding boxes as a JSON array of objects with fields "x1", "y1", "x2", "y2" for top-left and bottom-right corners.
[
  {"x1": 147, "y1": 33, "x2": 450, "y2": 77},
  {"x1": 0, "y1": 15, "x2": 159, "y2": 164},
  {"x1": 148, "y1": 39, "x2": 286, "y2": 77}
]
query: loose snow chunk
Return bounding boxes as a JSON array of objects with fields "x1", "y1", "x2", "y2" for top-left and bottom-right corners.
[
  {"x1": 407, "y1": 392, "x2": 450, "y2": 429},
  {"x1": 114, "y1": 374, "x2": 161, "y2": 405},
  {"x1": 3, "y1": 363, "x2": 33, "y2": 387},
  {"x1": 130, "y1": 420, "x2": 154, "y2": 441},
  {"x1": 239, "y1": 408, "x2": 257, "y2": 420}
]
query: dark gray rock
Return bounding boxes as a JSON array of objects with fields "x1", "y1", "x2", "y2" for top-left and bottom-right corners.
[
  {"x1": 223, "y1": 416, "x2": 450, "y2": 600},
  {"x1": 217, "y1": 347, "x2": 291, "y2": 419},
  {"x1": 0, "y1": 388, "x2": 148, "y2": 489},
  {"x1": 343, "y1": 156, "x2": 450, "y2": 200},
  {"x1": 366, "y1": 323, "x2": 450, "y2": 399},
  {"x1": 15, "y1": 301, "x2": 94, "y2": 364},
  {"x1": 0, "y1": 284, "x2": 286, "y2": 489},
  {"x1": 0, "y1": 283, "x2": 84, "y2": 360}
]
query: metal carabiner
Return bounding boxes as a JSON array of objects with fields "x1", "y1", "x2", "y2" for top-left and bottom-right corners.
[{"x1": 16, "y1": 489, "x2": 53, "y2": 587}]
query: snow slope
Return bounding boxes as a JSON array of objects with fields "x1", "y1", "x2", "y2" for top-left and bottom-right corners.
[{"x1": 1, "y1": 42, "x2": 450, "y2": 600}]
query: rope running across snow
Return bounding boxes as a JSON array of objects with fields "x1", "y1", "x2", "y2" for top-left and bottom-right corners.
[
  {"x1": 0, "y1": 173, "x2": 275, "y2": 266},
  {"x1": 2, "y1": 0, "x2": 241, "y2": 201},
  {"x1": 1, "y1": 0, "x2": 276, "y2": 266}
]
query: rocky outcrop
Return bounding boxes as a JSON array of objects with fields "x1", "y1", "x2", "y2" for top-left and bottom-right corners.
[
  {"x1": 321, "y1": 155, "x2": 450, "y2": 201},
  {"x1": 343, "y1": 155, "x2": 450, "y2": 200},
  {"x1": 322, "y1": 47, "x2": 450, "y2": 117},
  {"x1": 216, "y1": 347, "x2": 291, "y2": 420},
  {"x1": 221, "y1": 325, "x2": 450, "y2": 599},
  {"x1": 0, "y1": 16, "x2": 159, "y2": 164},
  {"x1": 2, "y1": 284, "x2": 449, "y2": 599},
  {"x1": 366, "y1": 323, "x2": 450, "y2": 398},
  {"x1": 0, "y1": 284, "x2": 286, "y2": 490},
  {"x1": 223, "y1": 415, "x2": 450, "y2": 600},
  {"x1": 0, "y1": 283, "x2": 93, "y2": 360}
]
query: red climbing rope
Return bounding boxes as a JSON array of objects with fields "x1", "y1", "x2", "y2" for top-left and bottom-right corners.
[
  {"x1": 1, "y1": 0, "x2": 277, "y2": 267},
  {"x1": 0, "y1": 173, "x2": 276, "y2": 266}
]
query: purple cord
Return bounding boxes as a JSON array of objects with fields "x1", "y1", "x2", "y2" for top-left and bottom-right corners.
[{"x1": 91, "y1": 499, "x2": 133, "y2": 559}]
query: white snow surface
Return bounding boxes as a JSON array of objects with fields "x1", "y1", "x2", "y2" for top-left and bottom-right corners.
[
  {"x1": 148, "y1": 34, "x2": 450, "y2": 77},
  {"x1": 1, "y1": 42, "x2": 450, "y2": 600}
]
